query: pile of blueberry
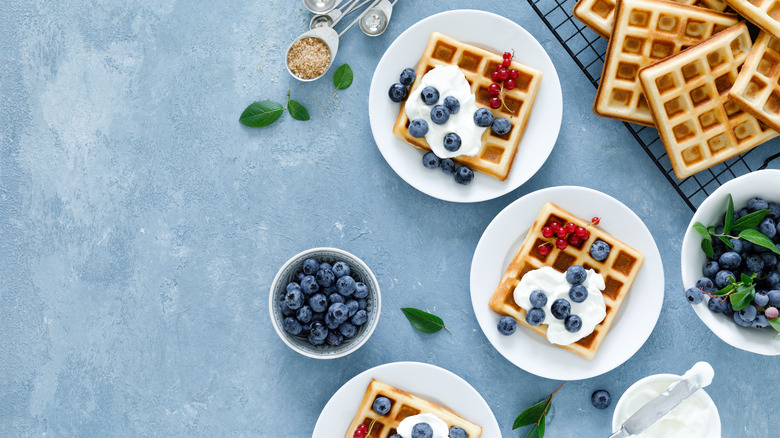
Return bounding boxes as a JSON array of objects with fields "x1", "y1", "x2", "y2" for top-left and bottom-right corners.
[
  {"x1": 359, "y1": 396, "x2": 470, "y2": 438},
  {"x1": 279, "y1": 257, "x2": 371, "y2": 347},
  {"x1": 686, "y1": 196, "x2": 780, "y2": 329}
]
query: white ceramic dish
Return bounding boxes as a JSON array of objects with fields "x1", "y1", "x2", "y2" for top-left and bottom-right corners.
[
  {"x1": 470, "y1": 186, "x2": 664, "y2": 380},
  {"x1": 368, "y1": 9, "x2": 563, "y2": 203},
  {"x1": 312, "y1": 361, "x2": 500, "y2": 437},
  {"x1": 680, "y1": 169, "x2": 780, "y2": 356},
  {"x1": 612, "y1": 373, "x2": 721, "y2": 437}
]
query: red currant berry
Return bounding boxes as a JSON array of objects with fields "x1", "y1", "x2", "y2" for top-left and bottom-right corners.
[
  {"x1": 489, "y1": 97, "x2": 502, "y2": 109},
  {"x1": 504, "y1": 79, "x2": 516, "y2": 90},
  {"x1": 556, "y1": 238, "x2": 568, "y2": 250},
  {"x1": 356, "y1": 424, "x2": 368, "y2": 433},
  {"x1": 592, "y1": 217, "x2": 601, "y2": 225},
  {"x1": 581, "y1": 229, "x2": 590, "y2": 240},
  {"x1": 502, "y1": 58, "x2": 512, "y2": 68},
  {"x1": 503, "y1": 51, "x2": 512, "y2": 60},
  {"x1": 491, "y1": 71, "x2": 500, "y2": 82},
  {"x1": 497, "y1": 69, "x2": 509, "y2": 81},
  {"x1": 488, "y1": 83, "x2": 501, "y2": 97},
  {"x1": 537, "y1": 244, "x2": 551, "y2": 256},
  {"x1": 575, "y1": 227, "x2": 587, "y2": 237},
  {"x1": 354, "y1": 431, "x2": 365, "y2": 438},
  {"x1": 550, "y1": 222, "x2": 561, "y2": 231},
  {"x1": 542, "y1": 226, "x2": 554, "y2": 238},
  {"x1": 556, "y1": 227, "x2": 567, "y2": 238},
  {"x1": 565, "y1": 222, "x2": 576, "y2": 233},
  {"x1": 568, "y1": 234, "x2": 581, "y2": 245},
  {"x1": 509, "y1": 69, "x2": 519, "y2": 79}
]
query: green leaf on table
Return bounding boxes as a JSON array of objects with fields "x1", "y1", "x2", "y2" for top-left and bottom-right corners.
[
  {"x1": 732, "y1": 210, "x2": 770, "y2": 232},
  {"x1": 239, "y1": 100, "x2": 284, "y2": 127},
  {"x1": 738, "y1": 229, "x2": 780, "y2": 254},
  {"x1": 333, "y1": 64, "x2": 354, "y2": 90},
  {"x1": 288, "y1": 99, "x2": 310, "y2": 121},
  {"x1": 692, "y1": 222, "x2": 711, "y2": 240},
  {"x1": 700, "y1": 239, "x2": 714, "y2": 258},
  {"x1": 525, "y1": 424, "x2": 540, "y2": 438},
  {"x1": 401, "y1": 308, "x2": 449, "y2": 333},
  {"x1": 730, "y1": 284, "x2": 755, "y2": 311},
  {"x1": 538, "y1": 414, "x2": 546, "y2": 437},
  {"x1": 513, "y1": 398, "x2": 549, "y2": 429}
]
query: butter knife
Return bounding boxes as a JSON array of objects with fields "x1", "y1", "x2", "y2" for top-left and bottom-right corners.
[{"x1": 608, "y1": 362, "x2": 714, "y2": 438}]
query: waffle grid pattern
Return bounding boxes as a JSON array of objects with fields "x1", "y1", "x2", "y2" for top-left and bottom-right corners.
[
  {"x1": 730, "y1": 31, "x2": 780, "y2": 132},
  {"x1": 639, "y1": 23, "x2": 778, "y2": 179},
  {"x1": 723, "y1": 0, "x2": 780, "y2": 40},
  {"x1": 392, "y1": 32, "x2": 542, "y2": 181},
  {"x1": 488, "y1": 202, "x2": 644, "y2": 360},
  {"x1": 526, "y1": 0, "x2": 780, "y2": 210},
  {"x1": 344, "y1": 379, "x2": 482, "y2": 438}
]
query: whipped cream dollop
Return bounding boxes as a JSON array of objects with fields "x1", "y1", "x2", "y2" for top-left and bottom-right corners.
[
  {"x1": 513, "y1": 267, "x2": 606, "y2": 345},
  {"x1": 615, "y1": 362, "x2": 719, "y2": 438},
  {"x1": 396, "y1": 413, "x2": 449, "y2": 438},
  {"x1": 404, "y1": 65, "x2": 484, "y2": 159}
]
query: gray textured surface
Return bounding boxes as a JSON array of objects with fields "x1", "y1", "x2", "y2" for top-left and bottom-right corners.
[{"x1": 1, "y1": 0, "x2": 778, "y2": 436}]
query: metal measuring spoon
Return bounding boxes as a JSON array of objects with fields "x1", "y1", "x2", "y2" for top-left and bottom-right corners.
[
  {"x1": 309, "y1": 0, "x2": 364, "y2": 29},
  {"x1": 302, "y1": 0, "x2": 341, "y2": 14},
  {"x1": 359, "y1": 0, "x2": 396, "y2": 36},
  {"x1": 285, "y1": 26, "x2": 339, "y2": 82}
]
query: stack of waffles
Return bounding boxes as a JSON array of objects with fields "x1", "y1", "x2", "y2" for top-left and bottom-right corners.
[
  {"x1": 345, "y1": 379, "x2": 482, "y2": 438},
  {"x1": 392, "y1": 32, "x2": 542, "y2": 181},
  {"x1": 572, "y1": 0, "x2": 780, "y2": 179},
  {"x1": 488, "y1": 202, "x2": 644, "y2": 360}
]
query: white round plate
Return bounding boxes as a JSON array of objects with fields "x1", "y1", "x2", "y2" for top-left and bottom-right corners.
[
  {"x1": 681, "y1": 169, "x2": 780, "y2": 356},
  {"x1": 312, "y1": 361, "x2": 500, "y2": 437},
  {"x1": 470, "y1": 186, "x2": 664, "y2": 380},
  {"x1": 368, "y1": 9, "x2": 563, "y2": 203}
]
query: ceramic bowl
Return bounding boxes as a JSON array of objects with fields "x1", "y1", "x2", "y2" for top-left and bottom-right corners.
[
  {"x1": 680, "y1": 169, "x2": 780, "y2": 355},
  {"x1": 269, "y1": 247, "x2": 381, "y2": 359}
]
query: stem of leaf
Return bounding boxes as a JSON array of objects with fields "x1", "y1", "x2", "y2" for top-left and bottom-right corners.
[{"x1": 540, "y1": 382, "x2": 566, "y2": 423}]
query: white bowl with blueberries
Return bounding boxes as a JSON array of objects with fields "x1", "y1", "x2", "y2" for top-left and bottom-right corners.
[
  {"x1": 269, "y1": 247, "x2": 381, "y2": 359},
  {"x1": 681, "y1": 169, "x2": 780, "y2": 355}
]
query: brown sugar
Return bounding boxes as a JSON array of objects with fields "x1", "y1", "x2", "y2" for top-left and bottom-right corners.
[{"x1": 287, "y1": 37, "x2": 331, "y2": 80}]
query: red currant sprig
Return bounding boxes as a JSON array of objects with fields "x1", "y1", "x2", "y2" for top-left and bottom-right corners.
[
  {"x1": 354, "y1": 419, "x2": 377, "y2": 438},
  {"x1": 487, "y1": 50, "x2": 518, "y2": 113},
  {"x1": 536, "y1": 217, "x2": 600, "y2": 255}
]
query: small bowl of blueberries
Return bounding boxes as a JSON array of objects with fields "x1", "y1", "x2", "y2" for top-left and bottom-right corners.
[
  {"x1": 269, "y1": 247, "x2": 381, "y2": 359},
  {"x1": 681, "y1": 169, "x2": 780, "y2": 355}
]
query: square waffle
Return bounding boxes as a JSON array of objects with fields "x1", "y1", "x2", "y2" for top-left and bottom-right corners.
[
  {"x1": 345, "y1": 379, "x2": 482, "y2": 438},
  {"x1": 488, "y1": 202, "x2": 644, "y2": 360},
  {"x1": 594, "y1": 0, "x2": 738, "y2": 126},
  {"x1": 729, "y1": 31, "x2": 780, "y2": 132},
  {"x1": 639, "y1": 23, "x2": 778, "y2": 179},
  {"x1": 722, "y1": 0, "x2": 780, "y2": 40},
  {"x1": 573, "y1": 0, "x2": 727, "y2": 40},
  {"x1": 392, "y1": 32, "x2": 542, "y2": 181}
]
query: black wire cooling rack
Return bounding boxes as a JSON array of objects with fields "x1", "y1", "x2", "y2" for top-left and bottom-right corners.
[{"x1": 527, "y1": 0, "x2": 780, "y2": 211}]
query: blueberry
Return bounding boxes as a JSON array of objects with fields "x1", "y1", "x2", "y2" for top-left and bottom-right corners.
[
  {"x1": 715, "y1": 270, "x2": 735, "y2": 289},
  {"x1": 497, "y1": 316, "x2": 517, "y2": 335},
  {"x1": 440, "y1": 158, "x2": 456, "y2": 175},
  {"x1": 297, "y1": 272, "x2": 305, "y2": 282},
  {"x1": 685, "y1": 287, "x2": 703, "y2": 305},
  {"x1": 430, "y1": 105, "x2": 450, "y2": 124},
  {"x1": 372, "y1": 396, "x2": 392, "y2": 415},
  {"x1": 590, "y1": 240, "x2": 611, "y2": 261},
  {"x1": 326, "y1": 330, "x2": 344, "y2": 346},
  {"x1": 308, "y1": 321, "x2": 328, "y2": 343},
  {"x1": 695, "y1": 277, "x2": 715, "y2": 293},
  {"x1": 566, "y1": 265, "x2": 587, "y2": 285},
  {"x1": 707, "y1": 296, "x2": 724, "y2": 313},
  {"x1": 740, "y1": 239, "x2": 754, "y2": 254},
  {"x1": 551, "y1": 299, "x2": 571, "y2": 320},
  {"x1": 336, "y1": 275, "x2": 357, "y2": 296},
  {"x1": 346, "y1": 300, "x2": 359, "y2": 317},
  {"x1": 443, "y1": 133, "x2": 461, "y2": 152},
  {"x1": 721, "y1": 298, "x2": 735, "y2": 317},
  {"x1": 399, "y1": 68, "x2": 416, "y2": 86},
  {"x1": 591, "y1": 390, "x2": 612, "y2": 409},
  {"x1": 316, "y1": 267, "x2": 335, "y2": 287},
  {"x1": 420, "y1": 86, "x2": 440, "y2": 105},
  {"x1": 569, "y1": 284, "x2": 588, "y2": 303},
  {"x1": 728, "y1": 238, "x2": 743, "y2": 254},
  {"x1": 286, "y1": 282, "x2": 301, "y2": 293},
  {"x1": 322, "y1": 284, "x2": 337, "y2": 296},
  {"x1": 748, "y1": 197, "x2": 769, "y2": 212},
  {"x1": 491, "y1": 118, "x2": 511, "y2": 135},
  {"x1": 422, "y1": 151, "x2": 440, "y2": 169},
  {"x1": 754, "y1": 290, "x2": 770, "y2": 307},
  {"x1": 354, "y1": 282, "x2": 369, "y2": 299},
  {"x1": 297, "y1": 305, "x2": 313, "y2": 323},
  {"x1": 733, "y1": 311, "x2": 753, "y2": 327},
  {"x1": 300, "y1": 275, "x2": 320, "y2": 294},
  {"x1": 766, "y1": 273, "x2": 780, "y2": 290},
  {"x1": 412, "y1": 422, "x2": 433, "y2": 438},
  {"x1": 718, "y1": 251, "x2": 741, "y2": 270},
  {"x1": 350, "y1": 309, "x2": 366, "y2": 326},
  {"x1": 454, "y1": 166, "x2": 474, "y2": 185},
  {"x1": 564, "y1": 314, "x2": 582, "y2": 332},
  {"x1": 760, "y1": 217, "x2": 777, "y2": 239},
  {"x1": 753, "y1": 314, "x2": 770, "y2": 328},
  {"x1": 738, "y1": 305, "x2": 757, "y2": 321},
  {"x1": 443, "y1": 96, "x2": 460, "y2": 114},
  {"x1": 409, "y1": 119, "x2": 429, "y2": 138},
  {"x1": 769, "y1": 290, "x2": 780, "y2": 306},
  {"x1": 339, "y1": 322, "x2": 357, "y2": 338},
  {"x1": 526, "y1": 308, "x2": 545, "y2": 326},
  {"x1": 448, "y1": 427, "x2": 468, "y2": 438},
  {"x1": 284, "y1": 288, "x2": 304, "y2": 310},
  {"x1": 746, "y1": 254, "x2": 764, "y2": 274},
  {"x1": 302, "y1": 258, "x2": 320, "y2": 275},
  {"x1": 736, "y1": 207, "x2": 750, "y2": 219},
  {"x1": 328, "y1": 292, "x2": 345, "y2": 305},
  {"x1": 529, "y1": 290, "x2": 548, "y2": 308},
  {"x1": 768, "y1": 202, "x2": 780, "y2": 220},
  {"x1": 762, "y1": 253, "x2": 778, "y2": 271},
  {"x1": 309, "y1": 293, "x2": 328, "y2": 313},
  {"x1": 329, "y1": 302, "x2": 349, "y2": 324},
  {"x1": 388, "y1": 83, "x2": 409, "y2": 102},
  {"x1": 473, "y1": 108, "x2": 494, "y2": 127},
  {"x1": 312, "y1": 311, "x2": 325, "y2": 322},
  {"x1": 283, "y1": 317, "x2": 302, "y2": 335},
  {"x1": 325, "y1": 312, "x2": 340, "y2": 330},
  {"x1": 280, "y1": 301, "x2": 295, "y2": 316},
  {"x1": 332, "y1": 261, "x2": 351, "y2": 278},
  {"x1": 358, "y1": 299, "x2": 367, "y2": 310},
  {"x1": 703, "y1": 261, "x2": 720, "y2": 279}
]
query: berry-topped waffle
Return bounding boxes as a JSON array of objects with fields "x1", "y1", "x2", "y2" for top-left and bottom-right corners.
[{"x1": 488, "y1": 202, "x2": 645, "y2": 360}]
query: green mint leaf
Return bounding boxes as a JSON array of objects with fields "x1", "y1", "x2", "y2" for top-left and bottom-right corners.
[
  {"x1": 538, "y1": 414, "x2": 546, "y2": 437},
  {"x1": 769, "y1": 317, "x2": 780, "y2": 334},
  {"x1": 724, "y1": 194, "x2": 735, "y2": 234},
  {"x1": 741, "y1": 273, "x2": 752, "y2": 284},
  {"x1": 288, "y1": 99, "x2": 310, "y2": 121},
  {"x1": 738, "y1": 229, "x2": 780, "y2": 255},
  {"x1": 713, "y1": 284, "x2": 733, "y2": 296},
  {"x1": 701, "y1": 239, "x2": 714, "y2": 258},
  {"x1": 333, "y1": 64, "x2": 354, "y2": 89},
  {"x1": 524, "y1": 424, "x2": 540, "y2": 438},
  {"x1": 732, "y1": 210, "x2": 770, "y2": 232},
  {"x1": 401, "y1": 308, "x2": 449, "y2": 333},
  {"x1": 239, "y1": 100, "x2": 284, "y2": 127},
  {"x1": 513, "y1": 398, "x2": 549, "y2": 429},
  {"x1": 718, "y1": 235, "x2": 733, "y2": 249},
  {"x1": 692, "y1": 222, "x2": 711, "y2": 240},
  {"x1": 730, "y1": 285, "x2": 755, "y2": 311}
]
